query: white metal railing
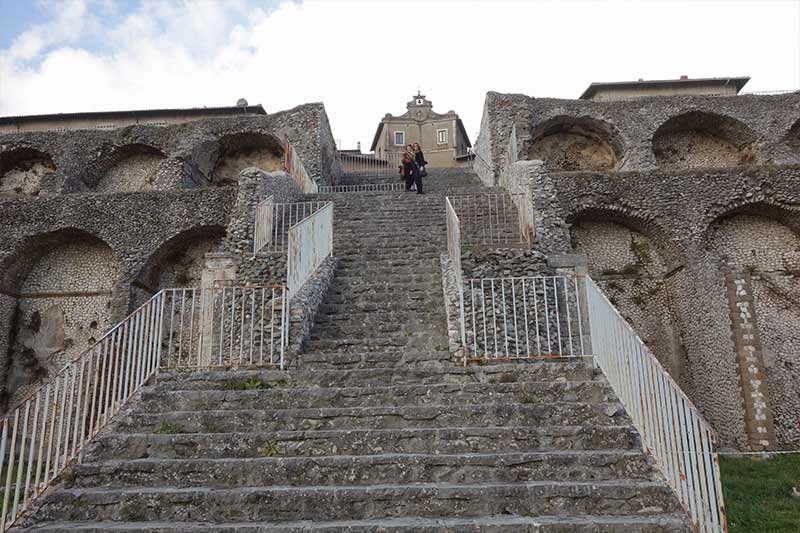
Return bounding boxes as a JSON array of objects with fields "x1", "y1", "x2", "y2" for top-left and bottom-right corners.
[
  {"x1": 0, "y1": 291, "x2": 167, "y2": 530},
  {"x1": 318, "y1": 183, "x2": 405, "y2": 194},
  {"x1": 447, "y1": 193, "x2": 532, "y2": 247},
  {"x1": 253, "y1": 199, "x2": 328, "y2": 253},
  {"x1": 452, "y1": 275, "x2": 727, "y2": 530},
  {"x1": 336, "y1": 152, "x2": 403, "y2": 177},
  {"x1": 446, "y1": 198, "x2": 463, "y2": 288},
  {"x1": 583, "y1": 278, "x2": 726, "y2": 532},
  {"x1": 462, "y1": 276, "x2": 587, "y2": 361},
  {"x1": 287, "y1": 202, "x2": 333, "y2": 299},
  {"x1": 159, "y1": 286, "x2": 287, "y2": 369},
  {"x1": 284, "y1": 139, "x2": 317, "y2": 193},
  {"x1": 0, "y1": 284, "x2": 289, "y2": 530}
]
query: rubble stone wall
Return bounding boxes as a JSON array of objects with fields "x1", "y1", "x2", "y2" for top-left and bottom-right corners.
[
  {"x1": 474, "y1": 91, "x2": 800, "y2": 186},
  {"x1": 509, "y1": 158, "x2": 800, "y2": 449}
]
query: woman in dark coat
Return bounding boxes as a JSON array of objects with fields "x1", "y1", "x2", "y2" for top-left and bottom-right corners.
[
  {"x1": 400, "y1": 149, "x2": 418, "y2": 192},
  {"x1": 413, "y1": 143, "x2": 427, "y2": 176}
]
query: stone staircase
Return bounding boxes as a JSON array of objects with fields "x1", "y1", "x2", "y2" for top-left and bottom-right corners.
[{"x1": 15, "y1": 169, "x2": 691, "y2": 531}]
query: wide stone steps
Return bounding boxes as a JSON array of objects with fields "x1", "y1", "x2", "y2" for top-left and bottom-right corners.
[
  {"x1": 64, "y1": 450, "x2": 657, "y2": 489},
  {"x1": 114, "y1": 402, "x2": 629, "y2": 434},
  {"x1": 150, "y1": 361, "x2": 599, "y2": 389},
  {"x1": 86, "y1": 424, "x2": 643, "y2": 462},
  {"x1": 86, "y1": 425, "x2": 643, "y2": 460},
  {"x1": 139, "y1": 381, "x2": 614, "y2": 411},
  {"x1": 18, "y1": 514, "x2": 691, "y2": 532},
  {"x1": 24, "y1": 481, "x2": 682, "y2": 523},
  {"x1": 297, "y1": 350, "x2": 450, "y2": 370}
]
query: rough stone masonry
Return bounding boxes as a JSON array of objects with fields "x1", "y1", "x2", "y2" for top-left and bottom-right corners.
[
  {"x1": 0, "y1": 102, "x2": 340, "y2": 411},
  {"x1": 475, "y1": 89, "x2": 800, "y2": 450}
]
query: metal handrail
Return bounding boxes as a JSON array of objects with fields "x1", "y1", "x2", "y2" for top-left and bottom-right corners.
[
  {"x1": 0, "y1": 284, "x2": 289, "y2": 530},
  {"x1": 584, "y1": 277, "x2": 726, "y2": 532}
]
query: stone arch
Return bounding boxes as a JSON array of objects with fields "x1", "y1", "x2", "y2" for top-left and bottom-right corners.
[
  {"x1": 130, "y1": 226, "x2": 226, "y2": 307},
  {"x1": 210, "y1": 132, "x2": 284, "y2": 186},
  {"x1": 0, "y1": 147, "x2": 56, "y2": 197},
  {"x1": 652, "y1": 111, "x2": 757, "y2": 170},
  {"x1": 89, "y1": 143, "x2": 167, "y2": 193},
  {"x1": 569, "y1": 209, "x2": 686, "y2": 382},
  {"x1": 703, "y1": 207, "x2": 800, "y2": 447},
  {"x1": 525, "y1": 116, "x2": 623, "y2": 171},
  {"x1": 0, "y1": 229, "x2": 120, "y2": 410}
]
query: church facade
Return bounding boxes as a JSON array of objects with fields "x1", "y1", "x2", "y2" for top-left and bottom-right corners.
[{"x1": 369, "y1": 93, "x2": 471, "y2": 167}]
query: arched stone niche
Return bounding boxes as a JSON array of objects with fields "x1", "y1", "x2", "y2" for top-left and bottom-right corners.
[
  {"x1": 90, "y1": 143, "x2": 167, "y2": 193},
  {"x1": 131, "y1": 226, "x2": 226, "y2": 308},
  {"x1": 653, "y1": 111, "x2": 757, "y2": 170},
  {"x1": 705, "y1": 209, "x2": 800, "y2": 448},
  {"x1": 0, "y1": 229, "x2": 119, "y2": 410},
  {"x1": 210, "y1": 132, "x2": 284, "y2": 186},
  {"x1": 0, "y1": 147, "x2": 56, "y2": 197},
  {"x1": 526, "y1": 116, "x2": 623, "y2": 171}
]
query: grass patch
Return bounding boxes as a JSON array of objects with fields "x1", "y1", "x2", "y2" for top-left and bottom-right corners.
[
  {"x1": 720, "y1": 453, "x2": 800, "y2": 532},
  {"x1": 223, "y1": 378, "x2": 271, "y2": 391},
  {"x1": 153, "y1": 421, "x2": 184, "y2": 434},
  {"x1": 257, "y1": 440, "x2": 280, "y2": 457}
]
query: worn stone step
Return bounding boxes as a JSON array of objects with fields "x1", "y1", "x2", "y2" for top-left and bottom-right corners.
[
  {"x1": 298, "y1": 351, "x2": 451, "y2": 369},
  {"x1": 114, "y1": 402, "x2": 628, "y2": 433},
  {"x1": 18, "y1": 514, "x2": 691, "y2": 532},
  {"x1": 25, "y1": 481, "x2": 682, "y2": 523},
  {"x1": 140, "y1": 381, "x2": 613, "y2": 411},
  {"x1": 153, "y1": 361, "x2": 598, "y2": 389},
  {"x1": 65, "y1": 451, "x2": 657, "y2": 489},
  {"x1": 86, "y1": 425, "x2": 643, "y2": 461}
]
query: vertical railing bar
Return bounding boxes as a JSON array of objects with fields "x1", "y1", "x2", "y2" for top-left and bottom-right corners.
[
  {"x1": 563, "y1": 277, "x2": 574, "y2": 357},
  {"x1": 0, "y1": 419, "x2": 8, "y2": 529},
  {"x1": 490, "y1": 279, "x2": 498, "y2": 358},
  {"x1": 23, "y1": 392, "x2": 40, "y2": 507},
  {"x1": 34, "y1": 384, "x2": 49, "y2": 495},
  {"x1": 574, "y1": 276, "x2": 585, "y2": 356},
  {"x1": 52, "y1": 367, "x2": 69, "y2": 475},
  {"x1": 542, "y1": 277, "x2": 552, "y2": 354},
  {"x1": 11, "y1": 401, "x2": 30, "y2": 520},
  {"x1": 248, "y1": 288, "x2": 256, "y2": 364},
  {"x1": 229, "y1": 287, "x2": 236, "y2": 364},
  {"x1": 521, "y1": 278, "x2": 530, "y2": 357},
  {"x1": 511, "y1": 279, "x2": 519, "y2": 357},
  {"x1": 500, "y1": 279, "x2": 509, "y2": 357},
  {"x1": 532, "y1": 277, "x2": 541, "y2": 356},
  {"x1": 1, "y1": 409, "x2": 20, "y2": 530},
  {"x1": 552, "y1": 277, "x2": 563, "y2": 356}
]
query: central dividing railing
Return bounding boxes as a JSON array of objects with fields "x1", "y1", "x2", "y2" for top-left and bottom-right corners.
[
  {"x1": 0, "y1": 284, "x2": 288, "y2": 530},
  {"x1": 447, "y1": 193, "x2": 533, "y2": 247},
  {"x1": 254, "y1": 197, "x2": 328, "y2": 253},
  {"x1": 462, "y1": 276, "x2": 587, "y2": 361},
  {"x1": 287, "y1": 202, "x2": 333, "y2": 299}
]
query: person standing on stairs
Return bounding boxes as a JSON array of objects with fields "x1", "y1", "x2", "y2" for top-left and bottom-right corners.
[
  {"x1": 400, "y1": 147, "x2": 420, "y2": 193},
  {"x1": 413, "y1": 143, "x2": 427, "y2": 178}
]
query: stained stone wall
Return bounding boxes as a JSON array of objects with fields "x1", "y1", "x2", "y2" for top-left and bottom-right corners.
[
  {"x1": 0, "y1": 148, "x2": 57, "y2": 197},
  {"x1": 0, "y1": 102, "x2": 340, "y2": 195},
  {"x1": 474, "y1": 90, "x2": 800, "y2": 186},
  {"x1": 499, "y1": 155, "x2": 800, "y2": 449}
]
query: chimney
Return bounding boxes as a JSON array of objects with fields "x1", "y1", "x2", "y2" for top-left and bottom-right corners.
[
  {"x1": 680, "y1": 75, "x2": 689, "y2": 80},
  {"x1": 357, "y1": 141, "x2": 361, "y2": 152}
]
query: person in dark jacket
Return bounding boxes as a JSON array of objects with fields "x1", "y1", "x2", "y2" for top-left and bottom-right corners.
[
  {"x1": 400, "y1": 150, "x2": 418, "y2": 192},
  {"x1": 413, "y1": 143, "x2": 427, "y2": 177}
]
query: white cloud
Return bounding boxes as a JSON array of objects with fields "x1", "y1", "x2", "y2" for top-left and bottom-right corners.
[{"x1": 0, "y1": 0, "x2": 798, "y2": 149}]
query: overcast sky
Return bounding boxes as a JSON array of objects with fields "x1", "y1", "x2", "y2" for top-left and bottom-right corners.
[{"x1": 1, "y1": 0, "x2": 799, "y2": 149}]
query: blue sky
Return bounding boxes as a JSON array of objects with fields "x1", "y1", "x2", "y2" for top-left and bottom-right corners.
[{"x1": 1, "y1": 0, "x2": 799, "y2": 148}]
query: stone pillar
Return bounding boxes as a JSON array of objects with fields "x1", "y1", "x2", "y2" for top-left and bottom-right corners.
[
  {"x1": 723, "y1": 268, "x2": 777, "y2": 450},
  {"x1": 199, "y1": 253, "x2": 237, "y2": 366}
]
